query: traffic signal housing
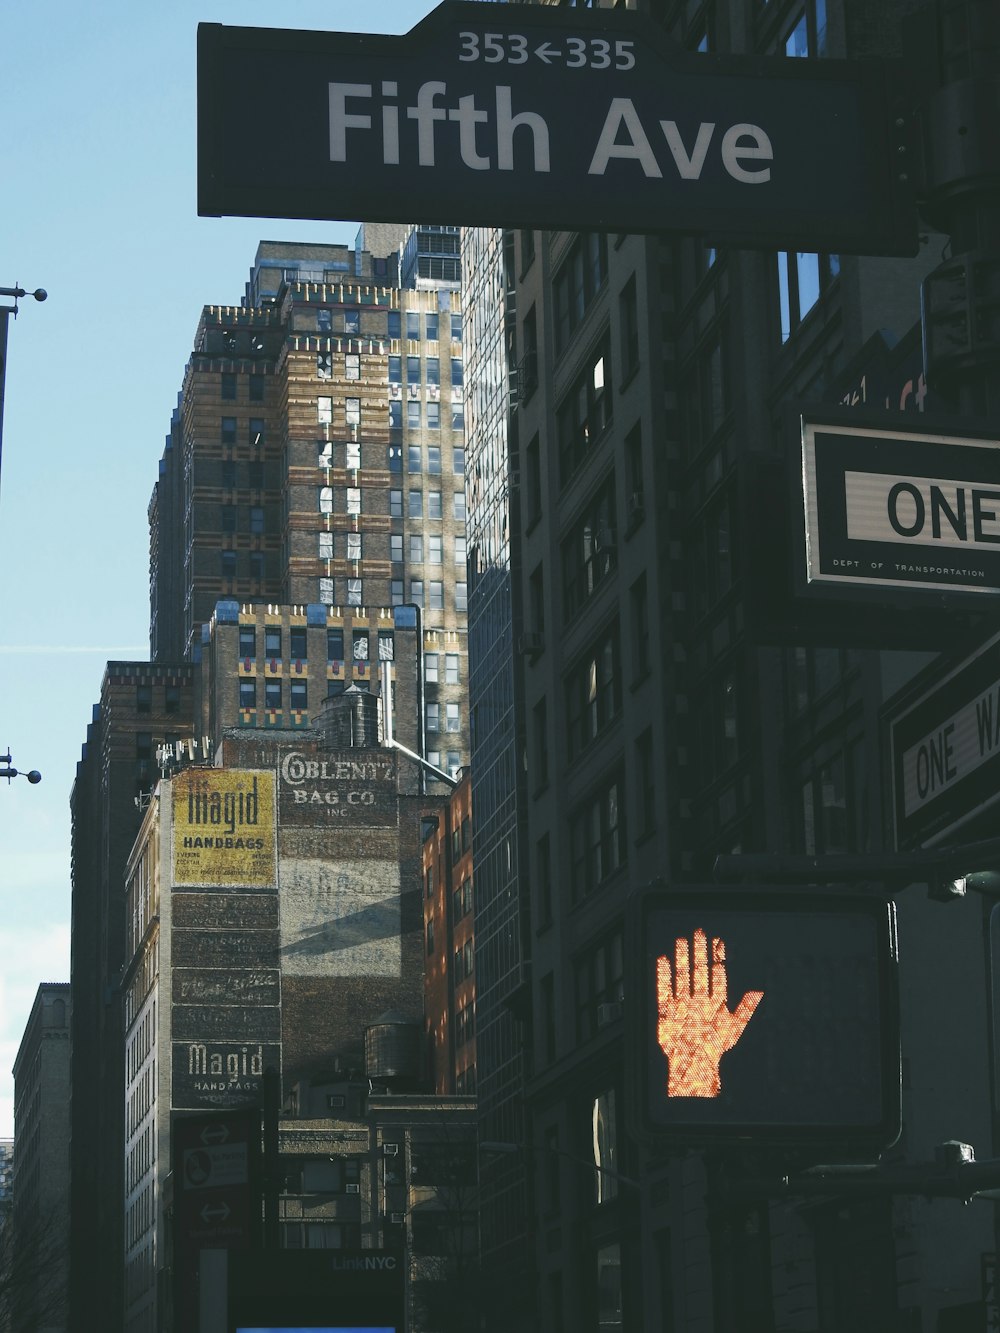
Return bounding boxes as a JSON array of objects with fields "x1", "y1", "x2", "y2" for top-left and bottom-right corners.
[{"x1": 626, "y1": 886, "x2": 900, "y2": 1150}]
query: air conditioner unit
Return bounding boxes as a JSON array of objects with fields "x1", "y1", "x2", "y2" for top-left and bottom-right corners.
[
  {"x1": 517, "y1": 631, "x2": 544, "y2": 657},
  {"x1": 345, "y1": 1183, "x2": 360, "y2": 1195},
  {"x1": 597, "y1": 1001, "x2": 623, "y2": 1029},
  {"x1": 390, "y1": 1212, "x2": 406, "y2": 1225},
  {"x1": 383, "y1": 1143, "x2": 399, "y2": 1157}
]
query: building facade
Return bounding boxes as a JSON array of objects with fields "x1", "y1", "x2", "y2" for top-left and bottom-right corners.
[
  {"x1": 12, "y1": 983, "x2": 71, "y2": 1333},
  {"x1": 456, "y1": 0, "x2": 997, "y2": 1329}
]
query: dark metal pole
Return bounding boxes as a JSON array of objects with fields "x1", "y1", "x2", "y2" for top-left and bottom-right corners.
[{"x1": 262, "y1": 1066, "x2": 280, "y2": 1250}]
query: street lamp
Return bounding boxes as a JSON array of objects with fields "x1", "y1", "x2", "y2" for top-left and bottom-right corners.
[
  {"x1": 0, "y1": 283, "x2": 47, "y2": 505},
  {"x1": 0, "y1": 751, "x2": 41, "y2": 784}
]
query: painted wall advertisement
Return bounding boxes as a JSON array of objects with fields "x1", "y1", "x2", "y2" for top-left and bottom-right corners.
[{"x1": 172, "y1": 768, "x2": 277, "y2": 887}]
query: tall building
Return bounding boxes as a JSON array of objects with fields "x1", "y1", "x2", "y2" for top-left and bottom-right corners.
[
  {"x1": 12, "y1": 983, "x2": 71, "y2": 1332},
  {"x1": 148, "y1": 238, "x2": 471, "y2": 788},
  {"x1": 457, "y1": 1, "x2": 997, "y2": 1329}
]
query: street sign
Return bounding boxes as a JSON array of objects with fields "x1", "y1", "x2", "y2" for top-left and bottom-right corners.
[
  {"x1": 799, "y1": 413, "x2": 1000, "y2": 598},
  {"x1": 626, "y1": 886, "x2": 900, "y2": 1147},
  {"x1": 887, "y1": 628, "x2": 1000, "y2": 850},
  {"x1": 198, "y1": 3, "x2": 916, "y2": 255}
]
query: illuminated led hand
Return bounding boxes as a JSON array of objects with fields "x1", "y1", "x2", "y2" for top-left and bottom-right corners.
[{"x1": 656, "y1": 929, "x2": 763, "y2": 1098}]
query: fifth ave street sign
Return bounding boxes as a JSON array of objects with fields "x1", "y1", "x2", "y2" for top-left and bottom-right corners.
[{"x1": 198, "y1": 3, "x2": 916, "y2": 255}]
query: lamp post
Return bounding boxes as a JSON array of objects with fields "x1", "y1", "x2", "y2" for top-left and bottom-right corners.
[
  {"x1": 0, "y1": 751, "x2": 41, "y2": 784},
  {"x1": 0, "y1": 284, "x2": 47, "y2": 506}
]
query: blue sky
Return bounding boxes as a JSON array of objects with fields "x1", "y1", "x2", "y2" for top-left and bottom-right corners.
[{"x1": 0, "y1": 0, "x2": 434, "y2": 1138}]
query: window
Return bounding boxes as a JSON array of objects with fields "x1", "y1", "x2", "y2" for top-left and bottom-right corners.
[
  {"x1": 352, "y1": 631, "x2": 369, "y2": 661},
  {"x1": 390, "y1": 489, "x2": 403, "y2": 517},
  {"x1": 239, "y1": 679, "x2": 256, "y2": 710},
  {"x1": 221, "y1": 551, "x2": 237, "y2": 578},
  {"x1": 553, "y1": 232, "x2": 608, "y2": 354},
  {"x1": 784, "y1": 0, "x2": 827, "y2": 58},
  {"x1": 453, "y1": 447, "x2": 465, "y2": 474},
  {"x1": 619, "y1": 275, "x2": 639, "y2": 378},
  {"x1": 249, "y1": 551, "x2": 265, "y2": 581},
  {"x1": 388, "y1": 354, "x2": 401, "y2": 383},
  {"x1": 451, "y1": 313, "x2": 462, "y2": 341},
  {"x1": 390, "y1": 534, "x2": 404, "y2": 562},
  {"x1": 345, "y1": 353, "x2": 360, "y2": 381},
  {"x1": 630, "y1": 573, "x2": 650, "y2": 680},
  {"x1": 391, "y1": 579, "x2": 404, "y2": 605},
  {"x1": 521, "y1": 227, "x2": 536, "y2": 269},
  {"x1": 533, "y1": 696, "x2": 549, "y2": 787},
  {"x1": 565, "y1": 624, "x2": 621, "y2": 759},
  {"x1": 592, "y1": 1090, "x2": 620, "y2": 1204},
  {"x1": 319, "y1": 531, "x2": 333, "y2": 560},
  {"x1": 455, "y1": 582, "x2": 467, "y2": 612},
  {"x1": 388, "y1": 310, "x2": 401, "y2": 339},
  {"x1": 428, "y1": 535, "x2": 443, "y2": 564},
  {"x1": 454, "y1": 535, "x2": 467, "y2": 566},
  {"x1": 452, "y1": 400, "x2": 465, "y2": 431},
  {"x1": 425, "y1": 356, "x2": 440, "y2": 387},
  {"x1": 428, "y1": 491, "x2": 442, "y2": 519},
  {"x1": 451, "y1": 357, "x2": 464, "y2": 387},
  {"x1": 346, "y1": 531, "x2": 362, "y2": 561},
  {"x1": 346, "y1": 578, "x2": 362, "y2": 606},
  {"x1": 221, "y1": 460, "x2": 236, "y2": 487},
  {"x1": 777, "y1": 251, "x2": 840, "y2": 342},
  {"x1": 265, "y1": 680, "x2": 282, "y2": 711},
  {"x1": 407, "y1": 354, "x2": 421, "y2": 386},
  {"x1": 319, "y1": 577, "x2": 334, "y2": 604},
  {"x1": 407, "y1": 399, "x2": 422, "y2": 429},
  {"x1": 317, "y1": 440, "x2": 333, "y2": 468},
  {"x1": 445, "y1": 654, "x2": 460, "y2": 684},
  {"x1": 429, "y1": 581, "x2": 444, "y2": 610},
  {"x1": 410, "y1": 579, "x2": 424, "y2": 607},
  {"x1": 264, "y1": 626, "x2": 281, "y2": 658},
  {"x1": 574, "y1": 930, "x2": 625, "y2": 1041},
  {"x1": 290, "y1": 626, "x2": 307, "y2": 659},
  {"x1": 346, "y1": 487, "x2": 362, "y2": 515},
  {"x1": 378, "y1": 630, "x2": 394, "y2": 660},
  {"x1": 319, "y1": 487, "x2": 333, "y2": 514},
  {"x1": 327, "y1": 627, "x2": 344, "y2": 662},
  {"x1": 426, "y1": 702, "x2": 440, "y2": 732},
  {"x1": 446, "y1": 702, "x2": 460, "y2": 732},
  {"x1": 317, "y1": 397, "x2": 333, "y2": 425},
  {"x1": 410, "y1": 535, "x2": 424, "y2": 563},
  {"x1": 635, "y1": 729, "x2": 655, "y2": 838},
  {"x1": 250, "y1": 506, "x2": 265, "y2": 534},
  {"x1": 453, "y1": 492, "x2": 467, "y2": 521},
  {"x1": 249, "y1": 374, "x2": 264, "y2": 402},
  {"x1": 427, "y1": 445, "x2": 441, "y2": 473},
  {"x1": 239, "y1": 626, "x2": 256, "y2": 659},
  {"x1": 221, "y1": 504, "x2": 237, "y2": 533},
  {"x1": 221, "y1": 372, "x2": 236, "y2": 400},
  {"x1": 569, "y1": 772, "x2": 625, "y2": 901},
  {"x1": 317, "y1": 309, "x2": 332, "y2": 332},
  {"x1": 317, "y1": 352, "x2": 333, "y2": 380},
  {"x1": 344, "y1": 309, "x2": 360, "y2": 334},
  {"x1": 221, "y1": 416, "x2": 237, "y2": 444},
  {"x1": 409, "y1": 489, "x2": 423, "y2": 518},
  {"x1": 408, "y1": 444, "x2": 422, "y2": 472},
  {"x1": 388, "y1": 441, "x2": 402, "y2": 469},
  {"x1": 425, "y1": 312, "x2": 439, "y2": 341},
  {"x1": 389, "y1": 400, "x2": 402, "y2": 428},
  {"x1": 426, "y1": 401, "x2": 441, "y2": 430},
  {"x1": 557, "y1": 337, "x2": 613, "y2": 484},
  {"x1": 136, "y1": 683, "x2": 152, "y2": 715},
  {"x1": 561, "y1": 477, "x2": 617, "y2": 620},
  {"x1": 248, "y1": 461, "x2": 263, "y2": 489},
  {"x1": 346, "y1": 397, "x2": 361, "y2": 427},
  {"x1": 406, "y1": 311, "x2": 421, "y2": 340},
  {"x1": 690, "y1": 499, "x2": 734, "y2": 618},
  {"x1": 426, "y1": 918, "x2": 435, "y2": 955},
  {"x1": 425, "y1": 652, "x2": 440, "y2": 684},
  {"x1": 291, "y1": 680, "x2": 307, "y2": 712}
]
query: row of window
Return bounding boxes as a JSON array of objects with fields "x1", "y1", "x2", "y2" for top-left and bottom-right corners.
[
  {"x1": 425, "y1": 652, "x2": 461, "y2": 684},
  {"x1": 237, "y1": 626, "x2": 393, "y2": 662},
  {"x1": 238, "y1": 677, "x2": 391, "y2": 711},
  {"x1": 388, "y1": 355, "x2": 464, "y2": 387},
  {"x1": 220, "y1": 372, "x2": 265, "y2": 403},
  {"x1": 319, "y1": 442, "x2": 466, "y2": 473},
  {"x1": 221, "y1": 416, "x2": 266, "y2": 445},
  {"x1": 426, "y1": 702, "x2": 462, "y2": 733},
  {"x1": 319, "y1": 487, "x2": 467, "y2": 521},
  {"x1": 316, "y1": 578, "x2": 468, "y2": 613},
  {"x1": 308, "y1": 308, "x2": 462, "y2": 341}
]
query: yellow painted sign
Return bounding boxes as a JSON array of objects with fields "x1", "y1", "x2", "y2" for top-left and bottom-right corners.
[{"x1": 172, "y1": 769, "x2": 276, "y2": 887}]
